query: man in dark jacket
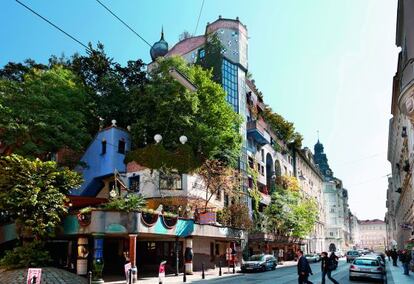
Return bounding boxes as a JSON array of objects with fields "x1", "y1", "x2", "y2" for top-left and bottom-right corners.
[
  {"x1": 321, "y1": 252, "x2": 339, "y2": 284},
  {"x1": 297, "y1": 250, "x2": 313, "y2": 284},
  {"x1": 391, "y1": 249, "x2": 398, "y2": 266},
  {"x1": 400, "y1": 249, "x2": 412, "y2": 275}
]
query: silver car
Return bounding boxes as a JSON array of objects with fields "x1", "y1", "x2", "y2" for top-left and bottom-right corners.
[{"x1": 349, "y1": 257, "x2": 385, "y2": 283}]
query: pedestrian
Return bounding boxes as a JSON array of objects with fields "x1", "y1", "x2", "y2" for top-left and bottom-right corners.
[
  {"x1": 329, "y1": 252, "x2": 338, "y2": 270},
  {"x1": 391, "y1": 249, "x2": 398, "y2": 266},
  {"x1": 400, "y1": 249, "x2": 412, "y2": 275},
  {"x1": 296, "y1": 250, "x2": 313, "y2": 284},
  {"x1": 321, "y1": 252, "x2": 339, "y2": 284},
  {"x1": 386, "y1": 250, "x2": 391, "y2": 261}
]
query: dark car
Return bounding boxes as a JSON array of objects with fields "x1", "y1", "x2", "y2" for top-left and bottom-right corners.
[
  {"x1": 241, "y1": 254, "x2": 277, "y2": 272},
  {"x1": 346, "y1": 250, "x2": 360, "y2": 263}
]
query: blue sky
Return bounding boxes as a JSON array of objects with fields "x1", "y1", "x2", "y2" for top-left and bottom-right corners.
[{"x1": 1, "y1": 0, "x2": 398, "y2": 219}]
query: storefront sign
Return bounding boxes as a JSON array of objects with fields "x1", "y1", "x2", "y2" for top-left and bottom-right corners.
[{"x1": 27, "y1": 268, "x2": 42, "y2": 284}]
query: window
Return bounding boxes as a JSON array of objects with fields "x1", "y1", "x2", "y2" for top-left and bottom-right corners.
[
  {"x1": 129, "y1": 176, "x2": 140, "y2": 192},
  {"x1": 159, "y1": 171, "x2": 182, "y2": 190},
  {"x1": 330, "y1": 232, "x2": 334, "y2": 237},
  {"x1": 118, "y1": 139, "x2": 126, "y2": 154},
  {"x1": 101, "y1": 140, "x2": 107, "y2": 154},
  {"x1": 222, "y1": 59, "x2": 239, "y2": 112},
  {"x1": 198, "y1": 48, "x2": 205, "y2": 59},
  {"x1": 261, "y1": 149, "x2": 264, "y2": 162}
]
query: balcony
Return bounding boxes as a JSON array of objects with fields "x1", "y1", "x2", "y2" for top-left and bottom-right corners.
[
  {"x1": 398, "y1": 59, "x2": 414, "y2": 122},
  {"x1": 247, "y1": 120, "x2": 271, "y2": 145}
]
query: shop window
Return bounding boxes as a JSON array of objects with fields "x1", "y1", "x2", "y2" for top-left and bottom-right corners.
[{"x1": 198, "y1": 48, "x2": 205, "y2": 59}]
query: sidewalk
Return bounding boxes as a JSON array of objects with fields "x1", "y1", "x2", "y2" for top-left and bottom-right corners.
[
  {"x1": 104, "y1": 261, "x2": 298, "y2": 284},
  {"x1": 387, "y1": 261, "x2": 414, "y2": 284},
  {"x1": 104, "y1": 266, "x2": 242, "y2": 284}
]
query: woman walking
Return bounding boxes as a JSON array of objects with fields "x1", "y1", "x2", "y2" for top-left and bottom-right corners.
[{"x1": 321, "y1": 252, "x2": 339, "y2": 284}]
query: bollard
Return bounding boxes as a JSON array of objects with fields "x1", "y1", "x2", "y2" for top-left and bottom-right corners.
[
  {"x1": 183, "y1": 269, "x2": 186, "y2": 282},
  {"x1": 232, "y1": 262, "x2": 235, "y2": 274},
  {"x1": 201, "y1": 262, "x2": 205, "y2": 279},
  {"x1": 31, "y1": 275, "x2": 37, "y2": 284},
  {"x1": 128, "y1": 268, "x2": 132, "y2": 284},
  {"x1": 219, "y1": 260, "x2": 222, "y2": 276},
  {"x1": 87, "y1": 271, "x2": 92, "y2": 284}
]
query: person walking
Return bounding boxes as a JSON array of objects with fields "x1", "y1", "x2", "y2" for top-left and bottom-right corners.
[
  {"x1": 400, "y1": 249, "x2": 412, "y2": 275},
  {"x1": 391, "y1": 249, "x2": 398, "y2": 266},
  {"x1": 296, "y1": 250, "x2": 313, "y2": 284},
  {"x1": 321, "y1": 252, "x2": 339, "y2": 284}
]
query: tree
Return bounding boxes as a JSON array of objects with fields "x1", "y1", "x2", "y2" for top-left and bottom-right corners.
[
  {"x1": 70, "y1": 42, "x2": 147, "y2": 132},
  {"x1": 195, "y1": 159, "x2": 241, "y2": 211},
  {"x1": 265, "y1": 176, "x2": 318, "y2": 238},
  {"x1": 0, "y1": 154, "x2": 82, "y2": 240},
  {"x1": 127, "y1": 56, "x2": 242, "y2": 173},
  {"x1": 0, "y1": 65, "x2": 91, "y2": 158}
]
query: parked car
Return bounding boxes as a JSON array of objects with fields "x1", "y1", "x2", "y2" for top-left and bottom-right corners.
[
  {"x1": 346, "y1": 250, "x2": 360, "y2": 263},
  {"x1": 241, "y1": 254, "x2": 277, "y2": 272},
  {"x1": 305, "y1": 254, "x2": 319, "y2": 263},
  {"x1": 349, "y1": 257, "x2": 385, "y2": 283}
]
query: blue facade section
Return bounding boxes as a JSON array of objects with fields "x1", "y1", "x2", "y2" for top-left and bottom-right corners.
[{"x1": 74, "y1": 127, "x2": 131, "y2": 196}]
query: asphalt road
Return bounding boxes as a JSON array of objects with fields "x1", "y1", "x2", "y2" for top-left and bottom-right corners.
[{"x1": 200, "y1": 259, "x2": 392, "y2": 284}]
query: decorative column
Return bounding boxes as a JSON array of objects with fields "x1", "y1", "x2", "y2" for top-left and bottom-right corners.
[
  {"x1": 76, "y1": 237, "x2": 89, "y2": 275},
  {"x1": 92, "y1": 234, "x2": 104, "y2": 284},
  {"x1": 129, "y1": 234, "x2": 138, "y2": 283},
  {"x1": 184, "y1": 237, "x2": 193, "y2": 275}
]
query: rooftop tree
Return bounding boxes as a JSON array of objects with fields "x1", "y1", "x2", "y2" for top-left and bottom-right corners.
[{"x1": 126, "y1": 56, "x2": 242, "y2": 173}]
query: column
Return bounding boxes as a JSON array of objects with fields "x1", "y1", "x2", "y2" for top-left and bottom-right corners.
[
  {"x1": 129, "y1": 234, "x2": 138, "y2": 283},
  {"x1": 184, "y1": 237, "x2": 193, "y2": 274},
  {"x1": 76, "y1": 237, "x2": 88, "y2": 275},
  {"x1": 92, "y1": 234, "x2": 104, "y2": 284},
  {"x1": 175, "y1": 237, "x2": 180, "y2": 276}
]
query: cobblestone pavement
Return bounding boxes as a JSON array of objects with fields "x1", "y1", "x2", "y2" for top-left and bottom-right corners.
[{"x1": 0, "y1": 267, "x2": 87, "y2": 284}]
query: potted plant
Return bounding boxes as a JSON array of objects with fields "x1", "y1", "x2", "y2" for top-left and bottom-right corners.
[
  {"x1": 140, "y1": 208, "x2": 159, "y2": 227},
  {"x1": 161, "y1": 211, "x2": 178, "y2": 229}
]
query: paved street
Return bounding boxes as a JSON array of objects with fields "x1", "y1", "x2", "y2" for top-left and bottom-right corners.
[{"x1": 190, "y1": 259, "x2": 401, "y2": 284}]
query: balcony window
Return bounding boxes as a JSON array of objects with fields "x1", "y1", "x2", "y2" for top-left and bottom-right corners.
[
  {"x1": 198, "y1": 48, "x2": 205, "y2": 59},
  {"x1": 118, "y1": 139, "x2": 126, "y2": 154},
  {"x1": 129, "y1": 175, "x2": 140, "y2": 192},
  {"x1": 101, "y1": 140, "x2": 107, "y2": 155},
  {"x1": 159, "y1": 171, "x2": 182, "y2": 190}
]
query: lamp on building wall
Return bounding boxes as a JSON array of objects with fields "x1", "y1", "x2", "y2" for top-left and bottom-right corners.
[{"x1": 154, "y1": 134, "x2": 188, "y2": 145}]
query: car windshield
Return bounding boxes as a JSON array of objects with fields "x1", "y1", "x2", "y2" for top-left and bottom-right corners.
[
  {"x1": 249, "y1": 255, "x2": 264, "y2": 261},
  {"x1": 305, "y1": 255, "x2": 314, "y2": 257},
  {"x1": 354, "y1": 259, "x2": 379, "y2": 266}
]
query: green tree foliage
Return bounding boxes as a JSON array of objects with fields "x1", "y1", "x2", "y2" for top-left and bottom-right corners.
[
  {"x1": 265, "y1": 176, "x2": 318, "y2": 238},
  {"x1": 0, "y1": 240, "x2": 51, "y2": 269},
  {"x1": 70, "y1": 42, "x2": 147, "y2": 131},
  {"x1": 0, "y1": 154, "x2": 82, "y2": 240},
  {"x1": 101, "y1": 193, "x2": 146, "y2": 212},
  {"x1": 196, "y1": 33, "x2": 223, "y2": 83},
  {"x1": 0, "y1": 65, "x2": 90, "y2": 158},
  {"x1": 262, "y1": 106, "x2": 303, "y2": 148},
  {"x1": 216, "y1": 200, "x2": 252, "y2": 230},
  {"x1": 127, "y1": 56, "x2": 242, "y2": 172}
]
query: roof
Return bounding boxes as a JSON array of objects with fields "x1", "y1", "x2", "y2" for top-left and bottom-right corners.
[
  {"x1": 358, "y1": 219, "x2": 385, "y2": 225},
  {"x1": 166, "y1": 35, "x2": 206, "y2": 57}
]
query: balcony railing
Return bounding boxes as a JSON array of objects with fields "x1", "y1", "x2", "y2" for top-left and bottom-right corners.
[{"x1": 247, "y1": 120, "x2": 271, "y2": 145}]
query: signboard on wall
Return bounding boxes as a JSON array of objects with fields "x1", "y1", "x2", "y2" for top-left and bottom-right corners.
[
  {"x1": 199, "y1": 212, "x2": 216, "y2": 225},
  {"x1": 27, "y1": 268, "x2": 42, "y2": 284}
]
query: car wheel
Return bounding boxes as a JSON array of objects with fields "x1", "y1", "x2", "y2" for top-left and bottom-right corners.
[
  {"x1": 349, "y1": 276, "x2": 355, "y2": 281},
  {"x1": 272, "y1": 264, "x2": 276, "y2": 270},
  {"x1": 261, "y1": 265, "x2": 266, "y2": 272}
]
